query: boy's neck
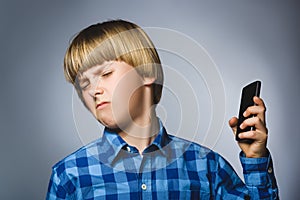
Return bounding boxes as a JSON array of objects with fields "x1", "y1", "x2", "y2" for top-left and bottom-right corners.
[{"x1": 118, "y1": 114, "x2": 160, "y2": 155}]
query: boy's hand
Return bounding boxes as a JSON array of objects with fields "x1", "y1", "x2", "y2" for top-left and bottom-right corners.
[{"x1": 229, "y1": 96, "x2": 268, "y2": 158}]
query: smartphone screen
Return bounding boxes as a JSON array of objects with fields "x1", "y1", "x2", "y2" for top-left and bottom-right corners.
[{"x1": 236, "y1": 81, "x2": 261, "y2": 142}]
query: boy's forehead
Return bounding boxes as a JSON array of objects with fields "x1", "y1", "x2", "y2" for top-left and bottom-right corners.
[{"x1": 79, "y1": 61, "x2": 114, "y2": 77}]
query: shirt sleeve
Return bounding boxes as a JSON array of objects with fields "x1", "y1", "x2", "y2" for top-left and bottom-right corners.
[
  {"x1": 46, "y1": 168, "x2": 76, "y2": 200},
  {"x1": 208, "y1": 150, "x2": 279, "y2": 199},
  {"x1": 240, "y1": 150, "x2": 279, "y2": 199}
]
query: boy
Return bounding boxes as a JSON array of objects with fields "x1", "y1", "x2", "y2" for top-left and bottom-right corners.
[{"x1": 47, "y1": 20, "x2": 278, "y2": 199}]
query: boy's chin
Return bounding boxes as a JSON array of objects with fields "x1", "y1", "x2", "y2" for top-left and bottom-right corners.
[
  {"x1": 98, "y1": 119, "x2": 118, "y2": 129},
  {"x1": 97, "y1": 118, "x2": 124, "y2": 130},
  {"x1": 96, "y1": 112, "x2": 136, "y2": 132}
]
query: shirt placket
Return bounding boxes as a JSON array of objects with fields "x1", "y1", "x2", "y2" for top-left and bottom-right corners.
[{"x1": 138, "y1": 153, "x2": 152, "y2": 200}]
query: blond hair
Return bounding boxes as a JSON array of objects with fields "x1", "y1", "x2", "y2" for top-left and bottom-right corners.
[{"x1": 64, "y1": 19, "x2": 163, "y2": 104}]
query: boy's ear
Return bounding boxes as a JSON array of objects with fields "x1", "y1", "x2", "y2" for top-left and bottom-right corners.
[{"x1": 143, "y1": 76, "x2": 156, "y2": 86}]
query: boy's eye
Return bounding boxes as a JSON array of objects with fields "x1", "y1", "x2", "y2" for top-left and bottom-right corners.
[
  {"x1": 80, "y1": 82, "x2": 89, "y2": 90},
  {"x1": 102, "y1": 71, "x2": 112, "y2": 77}
]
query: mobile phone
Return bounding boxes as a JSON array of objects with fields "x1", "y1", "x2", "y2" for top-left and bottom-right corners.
[{"x1": 236, "y1": 80, "x2": 261, "y2": 143}]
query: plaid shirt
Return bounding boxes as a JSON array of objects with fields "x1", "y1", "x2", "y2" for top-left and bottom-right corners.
[{"x1": 46, "y1": 122, "x2": 278, "y2": 199}]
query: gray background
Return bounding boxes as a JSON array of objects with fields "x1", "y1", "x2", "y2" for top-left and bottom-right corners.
[{"x1": 1, "y1": 0, "x2": 299, "y2": 199}]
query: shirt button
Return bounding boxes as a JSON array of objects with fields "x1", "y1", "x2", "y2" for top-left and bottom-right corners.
[
  {"x1": 141, "y1": 183, "x2": 147, "y2": 190},
  {"x1": 126, "y1": 146, "x2": 131, "y2": 152},
  {"x1": 268, "y1": 167, "x2": 273, "y2": 173}
]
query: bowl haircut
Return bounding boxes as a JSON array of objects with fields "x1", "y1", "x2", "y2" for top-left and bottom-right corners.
[{"x1": 63, "y1": 19, "x2": 164, "y2": 105}]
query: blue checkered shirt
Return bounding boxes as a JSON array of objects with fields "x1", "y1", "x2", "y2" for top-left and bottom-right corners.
[{"x1": 46, "y1": 122, "x2": 278, "y2": 199}]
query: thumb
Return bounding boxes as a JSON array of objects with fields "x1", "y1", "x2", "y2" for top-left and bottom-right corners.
[{"x1": 229, "y1": 117, "x2": 238, "y2": 135}]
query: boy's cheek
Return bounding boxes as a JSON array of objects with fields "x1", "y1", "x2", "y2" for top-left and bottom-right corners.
[{"x1": 82, "y1": 95, "x2": 96, "y2": 113}]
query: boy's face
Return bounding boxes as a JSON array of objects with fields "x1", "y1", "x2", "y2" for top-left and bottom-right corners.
[{"x1": 78, "y1": 61, "x2": 149, "y2": 130}]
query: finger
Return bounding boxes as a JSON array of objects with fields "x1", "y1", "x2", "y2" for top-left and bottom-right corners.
[
  {"x1": 253, "y1": 96, "x2": 265, "y2": 108},
  {"x1": 238, "y1": 130, "x2": 268, "y2": 142},
  {"x1": 228, "y1": 117, "x2": 238, "y2": 135},
  {"x1": 240, "y1": 116, "x2": 267, "y2": 132},
  {"x1": 243, "y1": 105, "x2": 266, "y2": 120},
  {"x1": 243, "y1": 97, "x2": 266, "y2": 122},
  {"x1": 253, "y1": 96, "x2": 266, "y2": 121},
  {"x1": 229, "y1": 117, "x2": 238, "y2": 127}
]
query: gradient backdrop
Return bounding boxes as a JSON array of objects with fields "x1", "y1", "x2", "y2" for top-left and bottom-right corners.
[{"x1": 0, "y1": 0, "x2": 299, "y2": 199}]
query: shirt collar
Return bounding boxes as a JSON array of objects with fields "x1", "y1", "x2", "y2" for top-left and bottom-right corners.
[
  {"x1": 147, "y1": 120, "x2": 171, "y2": 155},
  {"x1": 101, "y1": 118, "x2": 172, "y2": 164}
]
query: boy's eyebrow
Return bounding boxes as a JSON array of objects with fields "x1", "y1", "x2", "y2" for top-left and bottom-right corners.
[
  {"x1": 83, "y1": 61, "x2": 114, "y2": 77},
  {"x1": 92, "y1": 65, "x2": 107, "y2": 75},
  {"x1": 76, "y1": 74, "x2": 88, "y2": 84}
]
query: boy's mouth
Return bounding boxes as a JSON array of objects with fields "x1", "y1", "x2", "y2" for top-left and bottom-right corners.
[{"x1": 96, "y1": 102, "x2": 110, "y2": 109}]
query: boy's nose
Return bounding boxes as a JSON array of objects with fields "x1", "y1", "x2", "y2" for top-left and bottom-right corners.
[
  {"x1": 89, "y1": 84, "x2": 104, "y2": 97},
  {"x1": 94, "y1": 88, "x2": 104, "y2": 96}
]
